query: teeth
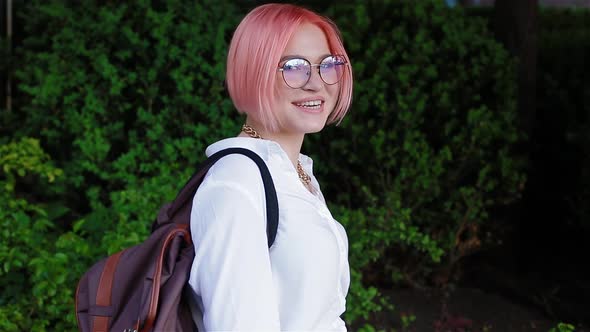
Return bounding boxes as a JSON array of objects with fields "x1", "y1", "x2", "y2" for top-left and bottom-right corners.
[{"x1": 295, "y1": 100, "x2": 322, "y2": 107}]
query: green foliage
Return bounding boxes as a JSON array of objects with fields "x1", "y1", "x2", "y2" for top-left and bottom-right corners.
[
  {"x1": 549, "y1": 322, "x2": 576, "y2": 332},
  {"x1": 333, "y1": 196, "x2": 443, "y2": 322},
  {"x1": 400, "y1": 312, "x2": 417, "y2": 329},
  {"x1": 0, "y1": 138, "x2": 72, "y2": 331},
  {"x1": 3, "y1": 0, "x2": 241, "y2": 330},
  {"x1": 9, "y1": 0, "x2": 240, "y2": 197},
  {"x1": 357, "y1": 324, "x2": 387, "y2": 332},
  {"x1": 1, "y1": 0, "x2": 527, "y2": 329},
  {"x1": 0, "y1": 138, "x2": 62, "y2": 191},
  {"x1": 309, "y1": 2, "x2": 525, "y2": 321}
]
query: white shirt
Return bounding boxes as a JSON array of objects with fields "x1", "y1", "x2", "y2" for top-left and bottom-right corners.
[{"x1": 188, "y1": 137, "x2": 350, "y2": 332}]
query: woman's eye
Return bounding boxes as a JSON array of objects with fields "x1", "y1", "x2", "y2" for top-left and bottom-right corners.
[{"x1": 286, "y1": 64, "x2": 304, "y2": 71}]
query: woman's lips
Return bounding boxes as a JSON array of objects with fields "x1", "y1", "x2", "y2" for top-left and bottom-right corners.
[{"x1": 292, "y1": 97, "x2": 325, "y2": 113}]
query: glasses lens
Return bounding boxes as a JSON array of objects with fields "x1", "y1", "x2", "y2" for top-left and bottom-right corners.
[
  {"x1": 282, "y1": 58, "x2": 311, "y2": 88},
  {"x1": 319, "y1": 55, "x2": 346, "y2": 85}
]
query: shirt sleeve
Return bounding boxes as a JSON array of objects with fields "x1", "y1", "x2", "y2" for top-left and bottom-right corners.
[{"x1": 188, "y1": 179, "x2": 281, "y2": 331}]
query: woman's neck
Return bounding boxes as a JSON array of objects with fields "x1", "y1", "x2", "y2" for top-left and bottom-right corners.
[{"x1": 238, "y1": 121, "x2": 304, "y2": 168}]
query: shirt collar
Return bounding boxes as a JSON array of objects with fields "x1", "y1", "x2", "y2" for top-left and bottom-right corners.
[{"x1": 205, "y1": 137, "x2": 315, "y2": 175}]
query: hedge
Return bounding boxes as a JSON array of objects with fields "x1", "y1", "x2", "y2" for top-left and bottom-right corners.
[{"x1": 1, "y1": 0, "x2": 524, "y2": 330}]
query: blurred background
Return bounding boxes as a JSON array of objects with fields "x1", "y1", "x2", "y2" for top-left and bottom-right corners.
[{"x1": 0, "y1": 0, "x2": 588, "y2": 331}]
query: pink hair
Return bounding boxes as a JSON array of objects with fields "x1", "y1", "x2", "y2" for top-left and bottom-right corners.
[{"x1": 226, "y1": 3, "x2": 353, "y2": 132}]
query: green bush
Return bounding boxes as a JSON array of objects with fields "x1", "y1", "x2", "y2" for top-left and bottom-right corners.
[
  {"x1": 549, "y1": 322, "x2": 576, "y2": 332},
  {"x1": 309, "y1": 0, "x2": 525, "y2": 321},
  {"x1": 3, "y1": 0, "x2": 241, "y2": 330},
  {"x1": 7, "y1": 0, "x2": 242, "y2": 263},
  {"x1": 1, "y1": 0, "x2": 525, "y2": 329},
  {"x1": 0, "y1": 138, "x2": 68, "y2": 331}
]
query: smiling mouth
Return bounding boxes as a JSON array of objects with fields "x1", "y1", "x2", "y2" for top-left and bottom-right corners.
[{"x1": 293, "y1": 100, "x2": 323, "y2": 110}]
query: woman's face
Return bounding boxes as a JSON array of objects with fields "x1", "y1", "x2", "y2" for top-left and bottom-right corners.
[{"x1": 273, "y1": 23, "x2": 339, "y2": 135}]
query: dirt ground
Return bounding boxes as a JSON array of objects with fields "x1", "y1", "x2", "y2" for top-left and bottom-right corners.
[{"x1": 350, "y1": 287, "x2": 589, "y2": 332}]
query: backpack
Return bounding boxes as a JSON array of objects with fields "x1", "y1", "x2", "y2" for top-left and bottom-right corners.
[{"x1": 75, "y1": 147, "x2": 279, "y2": 332}]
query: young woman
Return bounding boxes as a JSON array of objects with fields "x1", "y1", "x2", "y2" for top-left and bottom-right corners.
[{"x1": 188, "y1": 3, "x2": 353, "y2": 331}]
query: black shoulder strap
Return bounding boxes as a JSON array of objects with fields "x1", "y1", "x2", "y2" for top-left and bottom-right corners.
[{"x1": 165, "y1": 147, "x2": 279, "y2": 248}]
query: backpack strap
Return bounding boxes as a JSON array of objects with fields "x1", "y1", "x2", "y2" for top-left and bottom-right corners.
[{"x1": 164, "y1": 147, "x2": 279, "y2": 247}]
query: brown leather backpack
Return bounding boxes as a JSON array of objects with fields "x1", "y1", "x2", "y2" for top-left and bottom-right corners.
[{"x1": 75, "y1": 148, "x2": 279, "y2": 332}]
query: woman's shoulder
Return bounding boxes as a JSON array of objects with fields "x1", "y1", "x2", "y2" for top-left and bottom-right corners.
[
  {"x1": 204, "y1": 154, "x2": 265, "y2": 189},
  {"x1": 199, "y1": 137, "x2": 276, "y2": 191}
]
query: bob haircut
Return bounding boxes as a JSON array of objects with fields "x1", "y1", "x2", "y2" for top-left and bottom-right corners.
[{"x1": 226, "y1": 3, "x2": 353, "y2": 133}]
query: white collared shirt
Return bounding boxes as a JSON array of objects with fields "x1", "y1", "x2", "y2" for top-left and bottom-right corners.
[{"x1": 188, "y1": 137, "x2": 350, "y2": 331}]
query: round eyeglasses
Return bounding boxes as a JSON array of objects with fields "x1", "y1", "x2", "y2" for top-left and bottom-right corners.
[{"x1": 277, "y1": 55, "x2": 348, "y2": 89}]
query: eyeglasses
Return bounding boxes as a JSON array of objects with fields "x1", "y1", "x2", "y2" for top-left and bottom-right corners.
[{"x1": 277, "y1": 55, "x2": 348, "y2": 89}]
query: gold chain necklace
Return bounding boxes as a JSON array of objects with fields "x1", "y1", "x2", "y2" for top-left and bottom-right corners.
[{"x1": 241, "y1": 124, "x2": 312, "y2": 186}]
